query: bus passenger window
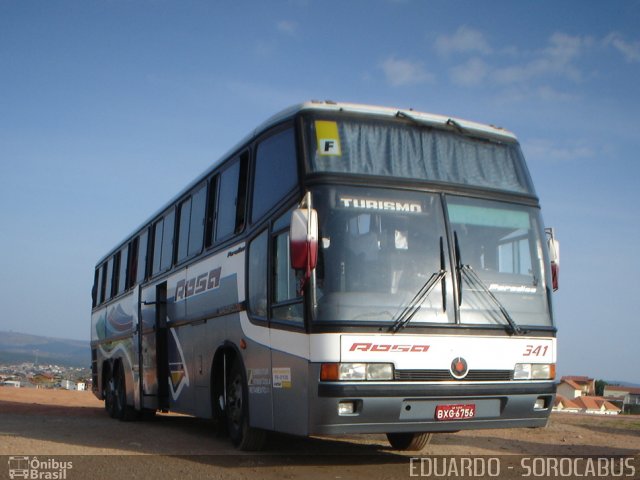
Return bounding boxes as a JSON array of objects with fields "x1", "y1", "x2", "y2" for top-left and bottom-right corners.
[
  {"x1": 127, "y1": 237, "x2": 139, "y2": 289},
  {"x1": 177, "y1": 197, "x2": 192, "y2": 263},
  {"x1": 105, "y1": 257, "x2": 114, "y2": 301},
  {"x1": 116, "y1": 247, "x2": 128, "y2": 295},
  {"x1": 160, "y1": 210, "x2": 175, "y2": 271},
  {"x1": 99, "y1": 263, "x2": 108, "y2": 304},
  {"x1": 252, "y1": 128, "x2": 297, "y2": 223},
  {"x1": 216, "y1": 161, "x2": 241, "y2": 241},
  {"x1": 152, "y1": 219, "x2": 163, "y2": 275},
  {"x1": 92, "y1": 268, "x2": 100, "y2": 307},
  {"x1": 136, "y1": 230, "x2": 148, "y2": 284},
  {"x1": 188, "y1": 184, "x2": 206, "y2": 256},
  {"x1": 248, "y1": 230, "x2": 268, "y2": 318}
]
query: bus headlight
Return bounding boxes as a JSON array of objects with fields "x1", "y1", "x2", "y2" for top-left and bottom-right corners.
[
  {"x1": 320, "y1": 363, "x2": 394, "y2": 381},
  {"x1": 513, "y1": 363, "x2": 555, "y2": 380}
]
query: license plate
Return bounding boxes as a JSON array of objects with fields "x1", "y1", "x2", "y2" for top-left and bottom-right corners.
[{"x1": 435, "y1": 403, "x2": 476, "y2": 421}]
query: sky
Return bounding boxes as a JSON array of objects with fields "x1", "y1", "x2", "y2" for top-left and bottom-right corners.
[{"x1": 1, "y1": 1, "x2": 639, "y2": 383}]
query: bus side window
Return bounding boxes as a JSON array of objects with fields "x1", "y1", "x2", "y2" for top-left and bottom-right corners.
[
  {"x1": 105, "y1": 257, "x2": 114, "y2": 301},
  {"x1": 216, "y1": 162, "x2": 239, "y2": 241},
  {"x1": 205, "y1": 176, "x2": 217, "y2": 248},
  {"x1": 151, "y1": 219, "x2": 164, "y2": 276},
  {"x1": 92, "y1": 268, "x2": 100, "y2": 307},
  {"x1": 136, "y1": 230, "x2": 149, "y2": 284},
  {"x1": 176, "y1": 197, "x2": 192, "y2": 263},
  {"x1": 127, "y1": 237, "x2": 139, "y2": 290},
  {"x1": 248, "y1": 230, "x2": 268, "y2": 318},
  {"x1": 99, "y1": 262, "x2": 108, "y2": 304},
  {"x1": 177, "y1": 183, "x2": 207, "y2": 262},
  {"x1": 252, "y1": 128, "x2": 297, "y2": 224},
  {"x1": 116, "y1": 246, "x2": 128, "y2": 295},
  {"x1": 216, "y1": 156, "x2": 247, "y2": 242},
  {"x1": 188, "y1": 183, "x2": 206, "y2": 256},
  {"x1": 160, "y1": 209, "x2": 175, "y2": 271}
]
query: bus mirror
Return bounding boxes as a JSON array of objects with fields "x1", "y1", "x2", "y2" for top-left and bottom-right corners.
[
  {"x1": 545, "y1": 228, "x2": 559, "y2": 291},
  {"x1": 290, "y1": 207, "x2": 318, "y2": 273}
]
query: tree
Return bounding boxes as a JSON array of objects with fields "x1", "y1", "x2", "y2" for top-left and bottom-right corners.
[{"x1": 595, "y1": 379, "x2": 608, "y2": 396}]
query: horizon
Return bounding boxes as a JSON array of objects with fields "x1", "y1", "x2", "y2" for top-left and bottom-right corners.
[{"x1": 1, "y1": 1, "x2": 638, "y2": 383}]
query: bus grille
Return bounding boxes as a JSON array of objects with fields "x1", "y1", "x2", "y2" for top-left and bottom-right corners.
[{"x1": 394, "y1": 369, "x2": 513, "y2": 381}]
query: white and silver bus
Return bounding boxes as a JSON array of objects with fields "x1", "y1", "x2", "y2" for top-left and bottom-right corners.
[{"x1": 91, "y1": 101, "x2": 559, "y2": 451}]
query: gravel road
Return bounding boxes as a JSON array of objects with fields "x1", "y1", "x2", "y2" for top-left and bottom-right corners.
[{"x1": 1, "y1": 388, "x2": 639, "y2": 479}]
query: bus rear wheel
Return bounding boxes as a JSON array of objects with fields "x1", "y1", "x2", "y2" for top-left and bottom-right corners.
[
  {"x1": 386, "y1": 432, "x2": 432, "y2": 451},
  {"x1": 104, "y1": 369, "x2": 116, "y2": 418},
  {"x1": 226, "y1": 361, "x2": 266, "y2": 451},
  {"x1": 112, "y1": 363, "x2": 137, "y2": 421}
]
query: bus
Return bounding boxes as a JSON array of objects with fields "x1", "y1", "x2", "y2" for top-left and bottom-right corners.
[{"x1": 91, "y1": 101, "x2": 559, "y2": 451}]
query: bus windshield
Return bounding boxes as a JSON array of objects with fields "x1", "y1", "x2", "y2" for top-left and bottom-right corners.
[
  {"x1": 314, "y1": 186, "x2": 451, "y2": 324},
  {"x1": 448, "y1": 196, "x2": 552, "y2": 327},
  {"x1": 306, "y1": 116, "x2": 535, "y2": 195},
  {"x1": 312, "y1": 186, "x2": 553, "y2": 328}
]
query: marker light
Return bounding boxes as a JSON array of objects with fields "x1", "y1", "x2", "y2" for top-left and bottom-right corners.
[
  {"x1": 514, "y1": 363, "x2": 555, "y2": 380},
  {"x1": 320, "y1": 363, "x2": 394, "y2": 381}
]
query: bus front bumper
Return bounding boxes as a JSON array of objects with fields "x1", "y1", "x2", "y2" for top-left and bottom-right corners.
[{"x1": 309, "y1": 382, "x2": 556, "y2": 435}]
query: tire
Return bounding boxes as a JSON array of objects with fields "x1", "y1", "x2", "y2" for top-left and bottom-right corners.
[
  {"x1": 386, "y1": 432, "x2": 433, "y2": 451},
  {"x1": 113, "y1": 363, "x2": 137, "y2": 421},
  {"x1": 225, "y1": 361, "x2": 266, "y2": 451},
  {"x1": 104, "y1": 369, "x2": 116, "y2": 418}
]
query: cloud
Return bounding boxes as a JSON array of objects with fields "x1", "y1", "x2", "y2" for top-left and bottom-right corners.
[
  {"x1": 380, "y1": 57, "x2": 435, "y2": 87},
  {"x1": 277, "y1": 20, "x2": 298, "y2": 36},
  {"x1": 435, "y1": 26, "x2": 492, "y2": 56},
  {"x1": 523, "y1": 138, "x2": 596, "y2": 163},
  {"x1": 443, "y1": 31, "x2": 594, "y2": 93},
  {"x1": 604, "y1": 32, "x2": 640, "y2": 63},
  {"x1": 450, "y1": 58, "x2": 489, "y2": 87},
  {"x1": 492, "y1": 33, "x2": 591, "y2": 85}
]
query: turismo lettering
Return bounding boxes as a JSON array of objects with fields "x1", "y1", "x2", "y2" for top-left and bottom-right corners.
[{"x1": 339, "y1": 197, "x2": 422, "y2": 213}]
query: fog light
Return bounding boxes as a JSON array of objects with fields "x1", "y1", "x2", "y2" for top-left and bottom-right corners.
[
  {"x1": 534, "y1": 397, "x2": 547, "y2": 410},
  {"x1": 338, "y1": 401, "x2": 355, "y2": 415}
]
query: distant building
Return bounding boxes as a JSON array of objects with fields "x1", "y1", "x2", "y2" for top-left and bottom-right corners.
[
  {"x1": 1, "y1": 380, "x2": 21, "y2": 388},
  {"x1": 61, "y1": 380, "x2": 77, "y2": 390},
  {"x1": 604, "y1": 385, "x2": 640, "y2": 414},
  {"x1": 553, "y1": 395, "x2": 581, "y2": 413},
  {"x1": 553, "y1": 394, "x2": 620, "y2": 415},
  {"x1": 560, "y1": 376, "x2": 595, "y2": 396}
]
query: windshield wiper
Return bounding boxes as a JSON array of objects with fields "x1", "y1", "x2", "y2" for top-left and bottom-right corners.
[
  {"x1": 460, "y1": 265, "x2": 527, "y2": 336},
  {"x1": 390, "y1": 270, "x2": 446, "y2": 333},
  {"x1": 390, "y1": 237, "x2": 447, "y2": 333},
  {"x1": 453, "y1": 231, "x2": 525, "y2": 335}
]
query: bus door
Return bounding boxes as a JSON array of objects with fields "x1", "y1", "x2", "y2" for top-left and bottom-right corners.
[{"x1": 139, "y1": 282, "x2": 170, "y2": 410}]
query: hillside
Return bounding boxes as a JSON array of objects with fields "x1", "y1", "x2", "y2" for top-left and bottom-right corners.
[{"x1": 0, "y1": 331, "x2": 89, "y2": 367}]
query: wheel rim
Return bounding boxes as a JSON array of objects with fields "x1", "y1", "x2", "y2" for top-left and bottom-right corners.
[
  {"x1": 105, "y1": 376, "x2": 116, "y2": 413},
  {"x1": 115, "y1": 370, "x2": 125, "y2": 414},
  {"x1": 227, "y1": 373, "x2": 243, "y2": 430}
]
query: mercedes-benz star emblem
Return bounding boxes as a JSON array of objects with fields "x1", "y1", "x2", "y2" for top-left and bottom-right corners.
[{"x1": 450, "y1": 357, "x2": 468, "y2": 379}]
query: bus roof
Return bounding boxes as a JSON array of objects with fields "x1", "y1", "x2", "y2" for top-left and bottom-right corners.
[{"x1": 259, "y1": 100, "x2": 518, "y2": 143}]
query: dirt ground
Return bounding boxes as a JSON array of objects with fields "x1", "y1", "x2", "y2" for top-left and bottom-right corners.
[{"x1": 1, "y1": 387, "x2": 639, "y2": 479}]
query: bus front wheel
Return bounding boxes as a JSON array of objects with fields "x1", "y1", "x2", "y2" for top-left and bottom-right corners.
[
  {"x1": 226, "y1": 361, "x2": 266, "y2": 451},
  {"x1": 386, "y1": 432, "x2": 432, "y2": 451}
]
